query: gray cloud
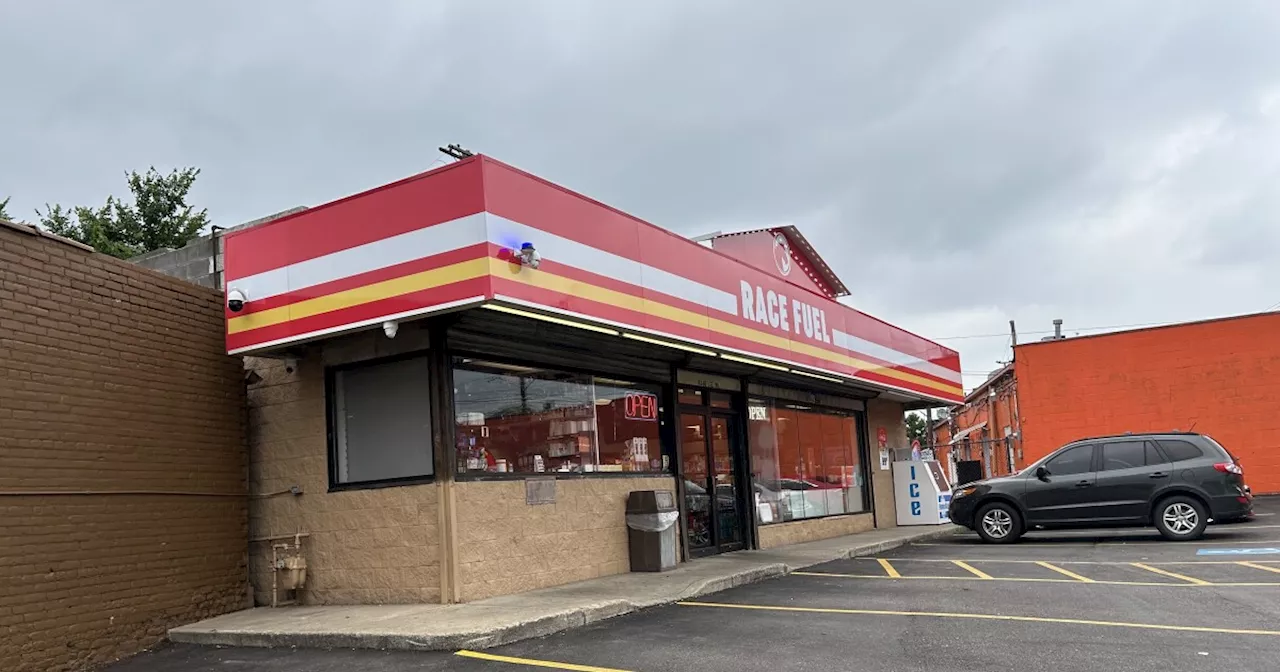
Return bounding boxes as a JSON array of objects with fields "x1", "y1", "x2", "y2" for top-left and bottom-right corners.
[{"x1": 4, "y1": 1, "x2": 1278, "y2": 389}]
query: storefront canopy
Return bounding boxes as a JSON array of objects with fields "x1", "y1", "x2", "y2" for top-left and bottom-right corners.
[{"x1": 221, "y1": 155, "x2": 963, "y2": 404}]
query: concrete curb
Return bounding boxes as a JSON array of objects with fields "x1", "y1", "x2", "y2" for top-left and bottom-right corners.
[{"x1": 169, "y1": 526, "x2": 959, "y2": 652}]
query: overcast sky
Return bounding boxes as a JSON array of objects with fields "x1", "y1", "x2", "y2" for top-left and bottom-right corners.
[{"x1": 4, "y1": 1, "x2": 1278, "y2": 391}]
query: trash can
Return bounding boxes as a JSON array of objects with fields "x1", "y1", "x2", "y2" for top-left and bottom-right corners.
[{"x1": 625, "y1": 490, "x2": 679, "y2": 572}]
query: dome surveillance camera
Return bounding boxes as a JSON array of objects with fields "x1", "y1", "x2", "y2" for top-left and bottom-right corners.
[
  {"x1": 383, "y1": 320, "x2": 399, "y2": 339},
  {"x1": 227, "y1": 288, "x2": 248, "y2": 312}
]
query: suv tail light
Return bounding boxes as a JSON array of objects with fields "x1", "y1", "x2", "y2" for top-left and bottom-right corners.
[{"x1": 1214, "y1": 461, "x2": 1244, "y2": 475}]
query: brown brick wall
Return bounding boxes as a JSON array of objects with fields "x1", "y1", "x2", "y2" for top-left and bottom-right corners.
[
  {"x1": 246, "y1": 328, "x2": 441, "y2": 605},
  {"x1": 0, "y1": 221, "x2": 248, "y2": 672},
  {"x1": 455, "y1": 477, "x2": 676, "y2": 602}
]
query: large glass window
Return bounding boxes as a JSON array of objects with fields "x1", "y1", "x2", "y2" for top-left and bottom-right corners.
[
  {"x1": 330, "y1": 355, "x2": 434, "y2": 486},
  {"x1": 747, "y1": 398, "x2": 865, "y2": 524},
  {"x1": 452, "y1": 358, "x2": 667, "y2": 475}
]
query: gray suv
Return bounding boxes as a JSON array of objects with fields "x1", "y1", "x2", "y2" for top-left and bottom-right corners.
[{"x1": 948, "y1": 432, "x2": 1253, "y2": 543}]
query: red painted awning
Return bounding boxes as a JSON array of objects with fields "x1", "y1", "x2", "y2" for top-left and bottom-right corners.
[{"x1": 221, "y1": 155, "x2": 963, "y2": 403}]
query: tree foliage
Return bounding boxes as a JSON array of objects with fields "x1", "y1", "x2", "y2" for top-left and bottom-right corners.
[
  {"x1": 35, "y1": 167, "x2": 209, "y2": 258},
  {"x1": 905, "y1": 412, "x2": 929, "y2": 444},
  {"x1": 0, "y1": 197, "x2": 12, "y2": 221}
]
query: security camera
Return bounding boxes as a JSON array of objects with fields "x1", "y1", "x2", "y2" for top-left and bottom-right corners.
[
  {"x1": 227, "y1": 288, "x2": 247, "y2": 312},
  {"x1": 284, "y1": 357, "x2": 298, "y2": 374},
  {"x1": 382, "y1": 321, "x2": 399, "y2": 339},
  {"x1": 517, "y1": 242, "x2": 541, "y2": 269}
]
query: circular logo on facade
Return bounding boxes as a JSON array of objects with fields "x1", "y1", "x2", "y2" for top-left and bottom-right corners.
[{"x1": 773, "y1": 233, "x2": 792, "y2": 276}]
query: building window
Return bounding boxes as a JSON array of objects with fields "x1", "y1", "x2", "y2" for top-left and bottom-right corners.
[
  {"x1": 747, "y1": 398, "x2": 866, "y2": 525},
  {"x1": 452, "y1": 358, "x2": 667, "y2": 475},
  {"x1": 329, "y1": 355, "x2": 434, "y2": 487}
]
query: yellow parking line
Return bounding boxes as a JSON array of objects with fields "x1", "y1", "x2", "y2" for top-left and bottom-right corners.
[
  {"x1": 455, "y1": 650, "x2": 631, "y2": 671},
  {"x1": 864, "y1": 558, "x2": 1280, "y2": 566},
  {"x1": 877, "y1": 558, "x2": 902, "y2": 578},
  {"x1": 1240, "y1": 562, "x2": 1280, "y2": 575},
  {"x1": 792, "y1": 570, "x2": 1280, "y2": 588},
  {"x1": 677, "y1": 601, "x2": 1280, "y2": 637},
  {"x1": 912, "y1": 539, "x2": 1280, "y2": 547},
  {"x1": 1130, "y1": 563, "x2": 1211, "y2": 585},
  {"x1": 1036, "y1": 561, "x2": 1095, "y2": 582},
  {"x1": 953, "y1": 560, "x2": 993, "y2": 579}
]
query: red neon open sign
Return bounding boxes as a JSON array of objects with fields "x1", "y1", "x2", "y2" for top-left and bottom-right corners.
[{"x1": 624, "y1": 393, "x2": 659, "y2": 421}]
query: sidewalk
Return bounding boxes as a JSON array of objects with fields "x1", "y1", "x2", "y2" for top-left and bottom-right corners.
[{"x1": 170, "y1": 524, "x2": 960, "y2": 652}]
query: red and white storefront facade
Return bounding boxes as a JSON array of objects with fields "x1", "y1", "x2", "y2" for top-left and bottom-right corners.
[{"x1": 227, "y1": 155, "x2": 961, "y2": 604}]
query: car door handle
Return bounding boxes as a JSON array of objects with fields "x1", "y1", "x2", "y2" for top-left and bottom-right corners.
[
  {"x1": 1149, "y1": 472, "x2": 1169, "y2": 479},
  {"x1": 1074, "y1": 480, "x2": 1093, "y2": 488}
]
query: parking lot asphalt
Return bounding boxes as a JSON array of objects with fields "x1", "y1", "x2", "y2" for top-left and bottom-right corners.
[{"x1": 106, "y1": 497, "x2": 1280, "y2": 672}]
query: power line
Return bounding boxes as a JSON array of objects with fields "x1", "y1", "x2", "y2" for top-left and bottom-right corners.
[
  {"x1": 935, "y1": 321, "x2": 1170, "y2": 341},
  {"x1": 1266, "y1": 299, "x2": 1280, "y2": 312}
]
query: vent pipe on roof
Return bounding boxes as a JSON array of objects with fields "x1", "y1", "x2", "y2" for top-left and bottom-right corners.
[{"x1": 1053, "y1": 319, "x2": 1063, "y2": 339}]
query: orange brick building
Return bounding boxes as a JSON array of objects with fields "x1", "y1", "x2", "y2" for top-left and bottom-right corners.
[
  {"x1": 1014, "y1": 312, "x2": 1280, "y2": 494},
  {"x1": 931, "y1": 364, "x2": 1022, "y2": 483}
]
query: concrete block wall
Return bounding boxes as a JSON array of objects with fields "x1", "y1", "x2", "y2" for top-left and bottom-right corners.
[
  {"x1": 454, "y1": 477, "x2": 675, "y2": 602},
  {"x1": 131, "y1": 235, "x2": 220, "y2": 289},
  {"x1": 756, "y1": 512, "x2": 874, "y2": 549},
  {"x1": 0, "y1": 221, "x2": 248, "y2": 672},
  {"x1": 867, "y1": 398, "x2": 908, "y2": 528},
  {"x1": 246, "y1": 335, "x2": 441, "y2": 605}
]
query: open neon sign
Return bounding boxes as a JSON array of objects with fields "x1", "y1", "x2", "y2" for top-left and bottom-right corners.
[{"x1": 624, "y1": 393, "x2": 659, "y2": 421}]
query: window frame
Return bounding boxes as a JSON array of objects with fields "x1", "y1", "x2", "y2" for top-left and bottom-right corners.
[
  {"x1": 450, "y1": 351, "x2": 675, "y2": 482},
  {"x1": 325, "y1": 350, "x2": 438, "y2": 492}
]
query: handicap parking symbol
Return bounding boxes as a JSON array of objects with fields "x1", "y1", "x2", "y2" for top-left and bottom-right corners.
[{"x1": 1196, "y1": 547, "x2": 1280, "y2": 556}]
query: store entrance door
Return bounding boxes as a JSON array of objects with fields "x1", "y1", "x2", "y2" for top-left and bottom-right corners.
[{"x1": 679, "y1": 391, "x2": 747, "y2": 557}]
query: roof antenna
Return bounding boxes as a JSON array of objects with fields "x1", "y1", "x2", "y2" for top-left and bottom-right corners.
[
  {"x1": 439, "y1": 144, "x2": 474, "y2": 161},
  {"x1": 1187, "y1": 421, "x2": 1197, "y2": 433}
]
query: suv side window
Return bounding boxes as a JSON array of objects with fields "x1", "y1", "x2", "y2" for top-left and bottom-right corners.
[
  {"x1": 1157, "y1": 439, "x2": 1203, "y2": 462},
  {"x1": 1101, "y1": 441, "x2": 1146, "y2": 471},
  {"x1": 1045, "y1": 444, "x2": 1094, "y2": 476},
  {"x1": 1145, "y1": 442, "x2": 1168, "y2": 466}
]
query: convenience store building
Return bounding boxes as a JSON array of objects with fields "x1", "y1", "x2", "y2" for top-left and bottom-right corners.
[{"x1": 229, "y1": 155, "x2": 963, "y2": 605}]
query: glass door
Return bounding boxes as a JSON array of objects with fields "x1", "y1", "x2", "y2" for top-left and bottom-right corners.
[
  {"x1": 680, "y1": 409, "x2": 746, "y2": 557},
  {"x1": 709, "y1": 415, "x2": 744, "y2": 552}
]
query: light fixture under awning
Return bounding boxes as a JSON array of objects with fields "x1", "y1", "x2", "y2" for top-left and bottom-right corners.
[{"x1": 948, "y1": 421, "x2": 989, "y2": 444}]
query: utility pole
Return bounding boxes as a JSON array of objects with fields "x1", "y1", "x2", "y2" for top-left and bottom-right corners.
[{"x1": 1008, "y1": 319, "x2": 1023, "y2": 469}]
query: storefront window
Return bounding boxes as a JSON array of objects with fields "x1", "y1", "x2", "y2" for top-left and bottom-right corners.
[
  {"x1": 329, "y1": 355, "x2": 434, "y2": 487},
  {"x1": 747, "y1": 397, "x2": 866, "y2": 524},
  {"x1": 452, "y1": 358, "x2": 667, "y2": 475}
]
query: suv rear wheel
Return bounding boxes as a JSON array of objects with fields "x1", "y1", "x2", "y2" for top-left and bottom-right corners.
[
  {"x1": 1154, "y1": 495, "x2": 1208, "y2": 541},
  {"x1": 975, "y1": 502, "x2": 1023, "y2": 544}
]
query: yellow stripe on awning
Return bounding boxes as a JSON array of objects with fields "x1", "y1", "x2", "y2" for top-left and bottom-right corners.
[
  {"x1": 491, "y1": 259, "x2": 962, "y2": 397},
  {"x1": 226, "y1": 257, "x2": 490, "y2": 334}
]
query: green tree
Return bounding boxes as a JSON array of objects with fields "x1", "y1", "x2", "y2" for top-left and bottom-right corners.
[
  {"x1": 905, "y1": 412, "x2": 929, "y2": 445},
  {"x1": 0, "y1": 197, "x2": 11, "y2": 221},
  {"x1": 35, "y1": 167, "x2": 209, "y2": 258}
]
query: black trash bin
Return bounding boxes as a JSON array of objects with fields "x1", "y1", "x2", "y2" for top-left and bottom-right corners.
[{"x1": 626, "y1": 490, "x2": 679, "y2": 572}]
